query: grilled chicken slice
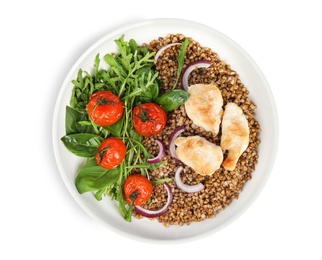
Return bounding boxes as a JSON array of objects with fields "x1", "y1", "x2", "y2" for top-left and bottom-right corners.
[
  {"x1": 221, "y1": 103, "x2": 250, "y2": 171},
  {"x1": 174, "y1": 136, "x2": 223, "y2": 176},
  {"x1": 185, "y1": 83, "x2": 223, "y2": 135}
]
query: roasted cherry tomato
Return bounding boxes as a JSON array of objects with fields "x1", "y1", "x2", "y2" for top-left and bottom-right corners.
[
  {"x1": 96, "y1": 138, "x2": 126, "y2": 169},
  {"x1": 123, "y1": 174, "x2": 153, "y2": 206},
  {"x1": 87, "y1": 90, "x2": 124, "y2": 126},
  {"x1": 132, "y1": 103, "x2": 167, "y2": 137}
]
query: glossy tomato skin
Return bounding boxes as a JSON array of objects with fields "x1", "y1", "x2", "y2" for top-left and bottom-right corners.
[
  {"x1": 96, "y1": 138, "x2": 126, "y2": 169},
  {"x1": 87, "y1": 90, "x2": 124, "y2": 126},
  {"x1": 132, "y1": 103, "x2": 167, "y2": 137},
  {"x1": 123, "y1": 174, "x2": 153, "y2": 206}
]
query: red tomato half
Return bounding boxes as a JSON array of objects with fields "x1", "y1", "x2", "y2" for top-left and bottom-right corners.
[
  {"x1": 132, "y1": 103, "x2": 167, "y2": 137},
  {"x1": 87, "y1": 90, "x2": 124, "y2": 126},
  {"x1": 123, "y1": 174, "x2": 153, "y2": 206},
  {"x1": 96, "y1": 138, "x2": 126, "y2": 169}
]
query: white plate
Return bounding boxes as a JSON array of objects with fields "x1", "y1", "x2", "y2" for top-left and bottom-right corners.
[{"x1": 52, "y1": 18, "x2": 278, "y2": 244}]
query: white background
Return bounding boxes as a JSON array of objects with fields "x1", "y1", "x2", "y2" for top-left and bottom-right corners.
[{"x1": 1, "y1": 0, "x2": 321, "y2": 259}]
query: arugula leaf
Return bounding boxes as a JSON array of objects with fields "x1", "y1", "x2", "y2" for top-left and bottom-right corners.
[
  {"x1": 152, "y1": 178, "x2": 172, "y2": 185},
  {"x1": 114, "y1": 35, "x2": 133, "y2": 72},
  {"x1": 134, "y1": 68, "x2": 160, "y2": 103},
  {"x1": 94, "y1": 54, "x2": 100, "y2": 76},
  {"x1": 64, "y1": 35, "x2": 163, "y2": 222},
  {"x1": 104, "y1": 54, "x2": 127, "y2": 78},
  {"x1": 129, "y1": 39, "x2": 139, "y2": 54},
  {"x1": 173, "y1": 38, "x2": 190, "y2": 89},
  {"x1": 70, "y1": 69, "x2": 105, "y2": 111}
]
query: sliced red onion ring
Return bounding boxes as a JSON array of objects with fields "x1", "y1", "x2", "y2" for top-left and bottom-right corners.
[
  {"x1": 147, "y1": 139, "x2": 165, "y2": 164},
  {"x1": 180, "y1": 60, "x2": 212, "y2": 91},
  {"x1": 174, "y1": 166, "x2": 205, "y2": 193},
  {"x1": 169, "y1": 125, "x2": 185, "y2": 161},
  {"x1": 134, "y1": 183, "x2": 173, "y2": 218},
  {"x1": 154, "y1": 43, "x2": 181, "y2": 64}
]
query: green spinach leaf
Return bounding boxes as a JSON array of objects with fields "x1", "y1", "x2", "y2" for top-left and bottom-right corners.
[
  {"x1": 65, "y1": 106, "x2": 95, "y2": 135},
  {"x1": 103, "y1": 114, "x2": 124, "y2": 136},
  {"x1": 156, "y1": 89, "x2": 189, "y2": 112},
  {"x1": 75, "y1": 159, "x2": 120, "y2": 195},
  {"x1": 61, "y1": 133, "x2": 104, "y2": 157}
]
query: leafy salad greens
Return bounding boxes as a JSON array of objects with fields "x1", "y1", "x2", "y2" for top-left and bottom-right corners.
[{"x1": 61, "y1": 35, "x2": 190, "y2": 221}]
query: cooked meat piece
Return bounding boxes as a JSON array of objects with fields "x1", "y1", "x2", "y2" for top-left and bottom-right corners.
[
  {"x1": 184, "y1": 83, "x2": 223, "y2": 135},
  {"x1": 174, "y1": 136, "x2": 223, "y2": 175},
  {"x1": 221, "y1": 103, "x2": 250, "y2": 171}
]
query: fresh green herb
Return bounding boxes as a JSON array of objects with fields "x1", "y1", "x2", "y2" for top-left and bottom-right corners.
[
  {"x1": 156, "y1": 89, "x2": 190, "y2": 112},
  {"x1": 152, "y1": 178, "x2": 172, "y2": 185},
  {"x1": 61, "y1": 133, "x2": 104, "y2": 157},
  {"x1": 64, "y1": 106, "x2": 95, "y2": 135},
  {"x1": 75, "y1": 158, "x2": 120, "y2": 195},
  {"x1": 61, "y1": 35, "x2": 166, "y2": 221},
  {"x1": 173, "y1": 38, "x2": 190, "y2": 89},
  {"x1": 134, "y1": 67, "x2": 160, "y2": 103},
  {"x1": 61, "y1": 35, "x2": 191, "y2": 222}
]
